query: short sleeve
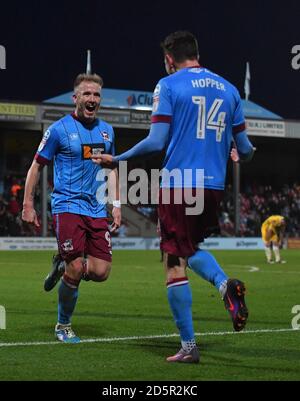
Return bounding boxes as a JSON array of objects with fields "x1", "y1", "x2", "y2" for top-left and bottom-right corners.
[
  {"x1": 35, "y1": 126, "x2": 60, "y2": 165},
  {"x1": 232, "y1": 90, "x2": 246, "y2": 135},
  {"x1": 110, "y1": 127, "x2": 115, "y2": 156},
  {"x1": 151, "y1": 79, "x2": 172, "y2": 124}
]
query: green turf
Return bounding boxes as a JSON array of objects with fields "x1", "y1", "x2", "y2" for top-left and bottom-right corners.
[{"x1": 0, "y1": 249, "x2": 299, "y2": 381}]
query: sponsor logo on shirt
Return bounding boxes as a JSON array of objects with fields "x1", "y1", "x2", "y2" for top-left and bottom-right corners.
[{"x1": 81, "y1": 143, "x2": 105, "y2": 159}]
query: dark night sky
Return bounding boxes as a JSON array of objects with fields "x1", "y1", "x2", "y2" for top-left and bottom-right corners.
[{"x1": 0, "y1": 0, "x2": 300, "y2": 119}]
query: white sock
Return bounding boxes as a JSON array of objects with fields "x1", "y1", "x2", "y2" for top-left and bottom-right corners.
[
  {"x1": 265, "y1": 247, "x2": 272, "y2": 262},
  {"x1": 273, "y1": 245, "x2": 280, "y2": 262},
  {"x1": 56, "y1": 323, "x2": 71, "y2": 329},
  {"x1": 181, "y1": 339, "x2": 196, "y2": 353},
  {"x1": 219, "y1": 279, "x2": 228, "y2": 299}
]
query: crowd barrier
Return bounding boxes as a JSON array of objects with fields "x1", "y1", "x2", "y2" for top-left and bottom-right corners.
[{"x1": 0, "y1": 237, "x2": 267, "y2": 251}]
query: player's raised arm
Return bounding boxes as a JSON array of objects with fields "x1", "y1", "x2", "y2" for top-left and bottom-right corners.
[
  {"x1": 92, "y1": 122, "x2": 170, "y2": 168},
  {"x1": 22, "y1": 160, "x2": 44, "y2": 227},
  {"x1": 92, "y1": 79, "x2": 172, "y2": 168}
]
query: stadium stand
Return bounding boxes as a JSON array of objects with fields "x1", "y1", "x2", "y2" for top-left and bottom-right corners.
[
  {"x1": 1, "y1": 89, "x2": 300, "y2": 240},
  {"x1": 0, "y1": 172, "x2": 299, "y2": 238}
]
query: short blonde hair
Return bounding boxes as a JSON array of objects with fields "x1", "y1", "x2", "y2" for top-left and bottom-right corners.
[{"x1": 73, "y1": 73, "x2": 103, "y2": 92}]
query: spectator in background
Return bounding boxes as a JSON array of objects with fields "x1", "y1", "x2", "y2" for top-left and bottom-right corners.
[
  {"x1": 8, "y1": 195, "x2": 20, "y2": 216},
  {"x1": 0, "y1": 195, "x2": 8, "y2": 236},
  {"x1": 11, "y1": 178, "x2": 22, "y2": 198}
]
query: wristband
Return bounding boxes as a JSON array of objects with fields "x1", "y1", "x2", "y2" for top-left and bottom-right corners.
[{"x1": 112, "y1": 200, "x2": 121, "y2": 208}]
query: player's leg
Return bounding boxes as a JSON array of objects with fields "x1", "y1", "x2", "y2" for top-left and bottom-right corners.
[
  {"x1": 159, "y1": 189, "x2": 199, "y2": 363},
  {"x1": 272, "y1": 238, "x2": 286, "y2": 264},
  {"x1": 187, "y1": 189, "x2": 228, "y2": 293},
  {"x1": 264, "y1": 243, "x2": 273, "y2": 263},
  {"x1": 262, "y1": 226, "x2": 274, "y2": 263},
  {"x1": 189, "y1": 189, "x2": 248, "y2": 331},
  {"x1": 84, "y1": 255, "x2": 111, "y2": 281},
  {"x1": 56, "y1": 255, "x2": 84, "y2": 343},
  {"x1": 44, "y1": 253, "x2": 65, "y2": 291},
  {"x1": 165, "y1": 253, "x2": 199, "y2": 363},
  {"x1": 52, "y1": 213, "x2": 86, "y2": 343},
  {"x1": 263, "y1": 241, "x2": 273, "y2": 263},
  {"x1": 82, "y1": 216, "x2": 112, "y2": 281},
  {"x1": 188, "y1": 249, "x2": 228, "y2": 296}
]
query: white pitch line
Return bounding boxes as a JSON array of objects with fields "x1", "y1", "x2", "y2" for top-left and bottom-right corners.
[
  {"x1": 227, "y1": 264, "x2": 300, "y2": 274},
  {"x1": 247, "y1": 266, "x2": 260, "y2": 272},
  {"x1": 0, "y1": 327, "x2": 298, "y2": 348}
]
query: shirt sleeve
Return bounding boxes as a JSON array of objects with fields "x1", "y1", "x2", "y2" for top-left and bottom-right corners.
[
  {"x1": 35, "y1": 126, "x2": 60, "y2": 165},
  {"x1": 110, "y1": 127, "x2": 115, "y2": 156},
  {"x1": 234, "y1": 131, "x2": 253, "y2": 158},
  {"x1": 114, "y1": 122, "x2": 170, "y2": 162},
  {"x1": 232, "y1": 90, "x2": 246, "y2": 135},
  {"x1": 151, "y1": 79, "x2": 172, "y2": 124}
]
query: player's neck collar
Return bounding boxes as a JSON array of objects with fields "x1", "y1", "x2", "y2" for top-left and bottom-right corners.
[
  {"x1": 183, "y1": 64, "x2": 201, "y2": 69},
  {"x1": 71, "y1": 112, "x2": 98, "y2": 127},
  {"x1": 176, "y1": 64, "x2": 202, "y2": 73}
]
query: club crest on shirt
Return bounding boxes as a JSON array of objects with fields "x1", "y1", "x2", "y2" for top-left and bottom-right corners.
[{"x1": 100, "y1": 131, "x2": 109, "y2": 141}]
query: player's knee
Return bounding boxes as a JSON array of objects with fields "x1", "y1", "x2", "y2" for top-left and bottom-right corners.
[
  {"x1": 67, "y1": 257, "x2": 84, "y2": 277},
  {"x1": 89, "y1": 262, "x2": 111, "y2": 282}
]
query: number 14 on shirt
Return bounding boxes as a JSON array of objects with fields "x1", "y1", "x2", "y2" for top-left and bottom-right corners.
[{"x1": 192, "y1": 96, "x2": 226, "y2": 142}]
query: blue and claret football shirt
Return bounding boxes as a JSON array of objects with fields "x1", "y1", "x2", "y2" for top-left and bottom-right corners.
[
  {"x1": 152, "y1": 67, "x2": 246, "y2": 189},
  {"x1": 35, "y1": 114, "x2": 115, "y2": 217}
]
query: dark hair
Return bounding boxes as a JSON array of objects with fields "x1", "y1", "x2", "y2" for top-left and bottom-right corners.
[
  {"x1": 161, "y1": 31, "x2": 199, "y2": 63},
  {"x1": 73, "y1": 73, "x2": 103, "y2": 91}
]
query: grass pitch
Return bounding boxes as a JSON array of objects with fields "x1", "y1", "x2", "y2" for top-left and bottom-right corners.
[{"x1": 0, "y1": 249, "x2": 299, "y2": 381}]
